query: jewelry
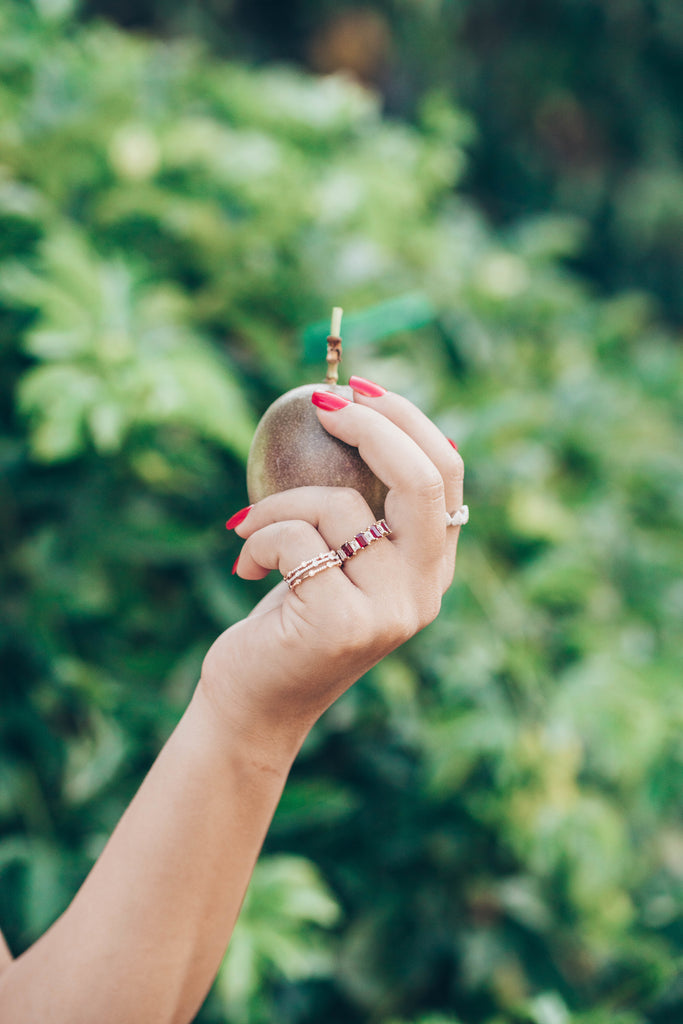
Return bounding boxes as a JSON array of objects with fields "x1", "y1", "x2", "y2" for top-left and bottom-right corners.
[
  {"x1": 283, "y1": 519, "x2": 392, "y2": 591},
  {"x1": 445, "y1": 504, "x2": 469, "y2": 527},
  {"x1": 284, "y1": 550, "x2": 342, "y2": 590},
  {"x1": 336, "y1": 519, "x2": 391, "y2": 561}
]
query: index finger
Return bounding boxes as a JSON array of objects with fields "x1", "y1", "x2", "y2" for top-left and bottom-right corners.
[
  {"x1": 312, "y1": 392, "x2": 446, "y2": 570},
  {"x1": 349, "y1": 379, "x2": 465, "y2": 515},
  {"x1": 348, "y1": 379, "x2": 465, "y2": 588}
]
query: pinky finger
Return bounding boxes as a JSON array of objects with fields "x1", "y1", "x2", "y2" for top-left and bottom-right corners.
[{"x1": 233, "y1": 519, "x2": 348, "y2": 593}]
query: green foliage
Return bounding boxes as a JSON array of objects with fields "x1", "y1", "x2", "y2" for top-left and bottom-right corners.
[
  {"x1": 81, "y1": 0, "x2": 683, "y2": 325},
  {"x1": 1, "y1": 3, "x2": 682, "y2": 1023},
  {"x1": 216, "y1": 855, "x2": 341, "y2": 1019}
]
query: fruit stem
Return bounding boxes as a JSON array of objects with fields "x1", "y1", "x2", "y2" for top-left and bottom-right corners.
[{"x1": 325, "y1": 306, "x2": 343, "y2": 385}]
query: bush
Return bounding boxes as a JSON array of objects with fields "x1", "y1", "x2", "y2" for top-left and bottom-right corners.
[{"x1": 0, "y1": 3, "x2": 681, "y2": 1022}]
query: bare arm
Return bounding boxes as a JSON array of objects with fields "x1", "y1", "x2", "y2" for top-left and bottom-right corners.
[
  {"x1": 0, "y1": 383, "x2": 464, "y2": 1024},
  {"x1": 0, "y1": 691, "x2": 302, "y2": 1024}
]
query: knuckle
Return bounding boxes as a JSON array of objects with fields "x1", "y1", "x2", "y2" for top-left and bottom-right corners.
[
  {"x1": 316, "y1": 583, "x2": 443, "y2": 661},
  {"x1": 420, "y1": 590, "x2": 443, "y2": 629},
  {"x1": 415, "y1": 470, "x2": 445, "y2": 507},
  {"x1": 395, "y1": 613, "x2": 419, "y2": 646},
  {"x1": 327, "y1": 486, "x2": 371, "y2": 519},
  {"x1": 387, "y1": 598, "x2": 421, "y2": 645},
  {"x1": 397, "y1": 589, "x2": 441, "y2": 638},
  {"x1": 276, "y1": 520, "x2": 318, "y2": 547},
  {"x1": 448, "y1": 449, "x2": 465, "y2": 481}
]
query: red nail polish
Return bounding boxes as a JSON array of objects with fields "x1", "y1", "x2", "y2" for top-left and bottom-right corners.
[
  {"x1": 225, "y1": 505, "x2": 253, "y2": 530},
  {"x1": 311, "y1": 390, "x2": 350, "y2": 411},
  {"x1": 231, "y1": 555, "x2": 240, "y2": 575},
  {"x1": 349, "y1": 375, "x2": 386, "y2": 398},
  {"x1": 448, "y1": 439, "x2": 458, "y2": 451}
]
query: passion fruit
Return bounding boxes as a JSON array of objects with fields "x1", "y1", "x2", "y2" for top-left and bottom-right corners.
[
  {"x1": 246, "y1": 382, "x2": 387, "y2": 518},
  {"x1": 245, "y1": 308, "x2": 388, "y2": 519}
]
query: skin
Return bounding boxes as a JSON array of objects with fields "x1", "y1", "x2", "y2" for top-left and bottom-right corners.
[{"x1": 0, "y1": 386, "x2": 464, "y2": 1024}]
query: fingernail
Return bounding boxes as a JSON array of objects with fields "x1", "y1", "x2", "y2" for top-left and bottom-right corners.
[
  {"x1": 448, "y1": 439, "x2": 458, "y2": 451},
  {"x1": 311, "y1": 390, "x2": 350, "y2": 411},
  {"x1": 231, "y1": 555, "x2": 240, "y2": 576},
  {"x1": 225, "y1": 505, "x2": 253, "y2": 530},
  {"x1": 349, "y1": 375, "x2": 386, "y2": 398}
]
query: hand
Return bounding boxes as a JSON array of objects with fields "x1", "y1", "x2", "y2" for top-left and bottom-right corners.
[{"x1": 199, "y1": 381, "x2": 465, "y2": 761}]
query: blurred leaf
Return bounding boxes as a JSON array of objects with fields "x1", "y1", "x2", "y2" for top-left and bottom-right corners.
[
  {"x1": 217, "y1": 855, "x2": 341, "y2": 1008},
  {"x1": 302, "y1": 292, "x2": 436, "y2": 361},
  {"x1": 0, "y1": 5, "x2": 682, "y2": 1023}
]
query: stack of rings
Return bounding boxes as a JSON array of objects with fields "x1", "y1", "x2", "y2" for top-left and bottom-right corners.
[
  {"x1": 283, "y1": 519, "x2": 391, "y2": 591},
  {"x1": 282, "y1": 506, "x2": 469, "y2": 592},
  {"x1": 283, "y1": 550, "x2": 342, "y2": 591}
]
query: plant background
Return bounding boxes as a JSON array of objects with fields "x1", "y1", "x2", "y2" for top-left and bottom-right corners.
[{"x1": 0, "y1": 1, "x2": 682, "y2": 1022}]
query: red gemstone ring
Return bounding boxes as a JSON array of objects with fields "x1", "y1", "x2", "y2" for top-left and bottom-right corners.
[
  {"x1": 336, "y1": 519, "x2": 392, "y2": 562},
  {"x1": 282, "y1": 519, "x2": 392, "y2": 592}
]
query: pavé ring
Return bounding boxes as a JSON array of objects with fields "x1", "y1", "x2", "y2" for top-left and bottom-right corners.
[
  {"x1": 445, "y1": 505, "x2": 469, "y2": 527},
  {"x1": 283, "y1": 550, "x2": 342, "y2": 590}
]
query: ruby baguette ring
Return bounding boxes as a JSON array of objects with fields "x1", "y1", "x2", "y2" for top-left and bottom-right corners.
[
  {"x1": 335, "y1": 518, "x2": 391, "y2": 562},
  {"x1": 283, "y1": 519, "x2": 392, "y2": 591}
]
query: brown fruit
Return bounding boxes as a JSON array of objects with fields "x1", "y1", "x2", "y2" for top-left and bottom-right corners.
[{"x1": 246, "y1": 382, "x2": 388, "y2": 519}]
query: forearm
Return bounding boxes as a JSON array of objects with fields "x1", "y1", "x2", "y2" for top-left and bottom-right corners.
[{"x1": 0, "y1": 689, "x2": 302, "y2": 1024}]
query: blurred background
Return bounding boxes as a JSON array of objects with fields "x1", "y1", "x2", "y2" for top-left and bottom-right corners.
[{"x1": 0, "y1": 0, "x2": 682, "y2": 1022}]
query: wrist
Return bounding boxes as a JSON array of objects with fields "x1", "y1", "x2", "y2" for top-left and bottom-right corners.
[{"x1": 191, "y1": 675, "x2": 310, "y2": 779}]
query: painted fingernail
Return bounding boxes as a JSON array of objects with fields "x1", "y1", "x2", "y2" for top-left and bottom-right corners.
[
  {"x1": 311, "y1": 390, "x2": 350, "y2": 411},
  {"x1": 225, "y1": 505, "x2": 253, "y2": 530},
  {"x1": 448, "y1": 439, "x2": 458, "y2": 451},
  {"x1": 231, "y1": 555, "x2": 240, "y2": 575},
  {"x1": 349, "y1": 375, "x2": 386, "y2": 398}
]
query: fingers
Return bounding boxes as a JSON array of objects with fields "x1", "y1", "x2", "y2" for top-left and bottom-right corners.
[
  {"x1": 349, "y1": 378, "x2": 465, "y2": 515},
  {"x1": 233, "y1": 487, "x2": 395, "y2": 591},
  {"x1": 235, "y1": 518, "x2": 350, "y2": 602},
  {"x1": 231, "y1": 506, "x2": 438, "y2": 648},
  {"x1": 229, "y1": 385, "x2": 466, "y2": 599},
  {"x1": 347, "y1": 378, "x2": 465, "y2": 587},
  {"x1": 233, "y1": 486, "x2": 375, "y2": 550},
  {"x1": 309, "y1": 397, "x2": 447, "y2": 572},
  {"x1": 235, "y1": 519, "x2": 331, "y2": 579}
]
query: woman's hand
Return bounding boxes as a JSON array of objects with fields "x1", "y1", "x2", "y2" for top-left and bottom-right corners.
[
  {"x1": 0, "y1": 381, "x2": 464, "y2": 1024},
  {"x1": 199, "y1": 379, "x2": 465, "y2": 761}
]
